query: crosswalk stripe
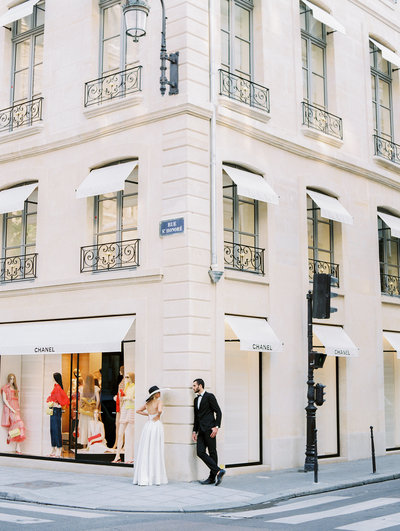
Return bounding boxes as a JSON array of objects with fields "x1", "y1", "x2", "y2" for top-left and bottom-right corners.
[
  {"x1": 336, "y1": 511, "x2": 400, "y2": 530},
  {"x1": 213, "y1": 495, "x2": 348, "y2": 519},
  {"x1": 0, "y1": 512, "x2": 51, "y2": 524},
  {"x1": 267, "y1": 498, "x2": 400, "y2": 524},
  {"x1": 0, "y1": 502, "x2": 109, "y2": 519}
]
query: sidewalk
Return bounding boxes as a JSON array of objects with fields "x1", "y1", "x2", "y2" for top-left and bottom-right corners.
[{"x1": 0, "y1": 454, "x2": 399, "y2": 513}]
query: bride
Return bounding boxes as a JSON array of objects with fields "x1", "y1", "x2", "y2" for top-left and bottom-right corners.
[{"x1": 133, "y1": 385, "x2": 168, "y2": 486}]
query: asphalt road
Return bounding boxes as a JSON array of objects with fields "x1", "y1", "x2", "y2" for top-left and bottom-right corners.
[{"x1": 1, "y1": 479, "x2": 400, "y2": 530}]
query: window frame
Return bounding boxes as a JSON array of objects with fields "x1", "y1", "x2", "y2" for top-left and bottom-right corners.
[
  {"x1": 370, "y1": 41, "x2": 393, "y2": 142},
  {"x1": 307, "y1": 196, "x2": 334, "y2": 266},
  {"x1": 2, "y1": 188, "x2": 37, "y2": 261},
  {"x1": 379, "y1": 216, "x2": 400, "y2": 285}
]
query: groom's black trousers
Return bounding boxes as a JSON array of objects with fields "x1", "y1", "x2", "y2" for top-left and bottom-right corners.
[{"x1": 197, "y1": 429, "x2": 220, "y2": 479}]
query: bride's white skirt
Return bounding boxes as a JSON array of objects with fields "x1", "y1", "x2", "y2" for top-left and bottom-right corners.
[{"x1": 133, "y1": 419, "x2": 168, "y2": 486}]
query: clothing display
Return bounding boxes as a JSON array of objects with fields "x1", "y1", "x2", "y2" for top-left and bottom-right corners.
[
  {"x1": 120, "y1": 382, "x2": 135, "y2": 424},
  {"x1": 78, "y1": 385, "x2": 100, "y2": 446},
  {"x1": 46, "y1": 383, "x2": 69, "y2": 450},
  {"x1": 1, "y1": 383, "x2": 26, "y2": 444},
  {"x1": 133, "y1": 413, "x2": 168, "y2": 486},
  {"x1": 87, "y1": 418, "x2": 109, "y2": 453}
]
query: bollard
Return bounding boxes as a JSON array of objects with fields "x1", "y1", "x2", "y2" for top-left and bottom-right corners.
[
  {"x1": 370, "y1": 425, "x2": 376, "y2": 474},
  {"x1": 314, "y1": 428, "x2": 318, "y2": 483}
]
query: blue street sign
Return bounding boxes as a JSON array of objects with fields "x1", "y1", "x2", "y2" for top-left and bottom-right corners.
[{"x1": 159, "y1": 217, "x2": 184, "y2": 236}]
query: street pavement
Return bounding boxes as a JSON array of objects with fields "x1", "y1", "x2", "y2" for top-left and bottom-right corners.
[{"x1": 0, "y1": 454, "x2": 399, "y2": 513}]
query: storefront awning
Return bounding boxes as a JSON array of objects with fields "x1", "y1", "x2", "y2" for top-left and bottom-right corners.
[
  {"x1": 0, "y1": 316, "x2": 135, "y2": 355},
  {"x1": 307, "y1": 190, "x2": 353, "y2": 225},
  {"x1": 0, "y1": 0, "x2": 40, "y2": 27},
  {"x1": 0, "y1": 183, "x2": 37, "y2": 215},
  {"x1": 378, "y1": 212, "x2": 400, "y2": 238},
  {"x1": 225, "y1": 315, "x2": 283, "y2": 353},
  {"x1": 383, "y1": 331, "x2": 400, "y2": 358},
  {"x1": 222, "y1": 165, "x2": 279, "y2": 205},
  {"x1": 370, "y1": 38, "x2": 400, "y2": 70},
  {"x1": 302, "y1": 0, "x2": 346, "y2": 34},
  {"x1": 313, "y1": 325, "x2": 359, "y2": 357},
  {"x1": 76, "y1": 161, "x2": 138, "y2": 199}
]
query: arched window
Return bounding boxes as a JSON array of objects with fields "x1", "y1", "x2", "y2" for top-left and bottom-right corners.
[{"x1": 378, "y1": 211, "x2": 400, "y2": 296}]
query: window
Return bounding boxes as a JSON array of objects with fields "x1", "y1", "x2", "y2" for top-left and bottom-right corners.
[
  {"x1": 220, "y1": 0, "x2": 253, "y2": 80},
  {"x1": 11, "y1": 2, "x2": 45, "y2": 105},
  {"x1": 370, "y1": 41, "x2": 393, "y2": 142},
  {"x1": 379, "y1": 215, "x2": 400, "y2": 296},
  {"x1": 300, "y1": 1, "x2": 327, "y2": 109}
]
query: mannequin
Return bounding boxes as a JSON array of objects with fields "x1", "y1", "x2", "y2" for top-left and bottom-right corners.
[
  {"x1": 46, "y1": 372, "x2": 69, "y2": 458},
  {"x1": 87, "y1": 410, "x2": 110, "y2": 453},
  {"x1": 112, "y1": 365, "x2": 125, "y2": 450},
  {"x1": 78, "y1": 374, "x2": 100, "y2": 448},
  {"x1": 70, "y1": 375, "x2": 82, "y2": 442},
  {"x1": 1, "y1": 374, "x2": 25, "y2": 453},
  {"x1": 112, "y1": 372, "x2": 135, "y2": 463}
]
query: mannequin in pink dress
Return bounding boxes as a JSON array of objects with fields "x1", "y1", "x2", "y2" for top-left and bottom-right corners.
[{"x1": 1, "y1": 374, "x2": 26, "y2": 453}]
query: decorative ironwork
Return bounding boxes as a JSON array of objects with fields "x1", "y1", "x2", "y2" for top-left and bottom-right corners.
[
  {"x1": 302, "y1": 102, "x2": 343, "y2": 140},
  {"x1": 224, "y1": 241, "x2": 264, "y2": 274},
  {"x1": 309, "y1": 258, "x2": 339, "y2": 287},
  {"x1": 0, "y1": 253, "x2": 37, "y2": 282},
  {"x1": 374, "y1": 135, "x2": 400, "y2": 165},
  {"x1": 219, "y1": 69, "x2": 270, "y2": 112},
  {"x1": 80, "y1": 239, "x2": 140, "y2": 272},
  {"x1": 381, "y1": 274, "x2": 400, "y2": 297},
  {"x1": 84, "y1": 66, "x2": 142, "y2": 107},
  {"x1": 0, "y1": 98, "x2": 43, "y2": 132}
]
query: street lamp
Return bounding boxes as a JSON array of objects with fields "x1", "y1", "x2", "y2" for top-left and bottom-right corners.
[{"x1": 123, "y1": 0, "x2": 179, "y2": 96}]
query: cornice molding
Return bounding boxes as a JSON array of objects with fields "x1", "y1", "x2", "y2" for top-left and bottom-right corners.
[{"x1": 347, "y1": 0, "x2": 400, "y2": 32}]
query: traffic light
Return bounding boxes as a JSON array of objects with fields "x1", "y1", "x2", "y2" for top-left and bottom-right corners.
[
  {"x1": 312, "y1": 273, "x2": 337, "y2": 319},
  {"x1": 315, "y1": 383, "x2": 326, "y2": 406}
]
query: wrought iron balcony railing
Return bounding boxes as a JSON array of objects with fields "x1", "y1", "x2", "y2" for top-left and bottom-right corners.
[
  {"x1": 309, "y1": 258, "x2": 339, "y2": 287},
  {"x1": 381, "y1": 273, "x2": 400, "y2": 297},
  {"x1": 80, "y1": 239, "x2": 140, "y2": 272},
  {"x1": 224, "y1": 241, "x2": 265, "y2": 274},
  {"x1": 0, "y1": 253, "x2": 37, "y2": 283},
  {"x1": 374, "y1": 135, "x2": 400, "y2": 165},
  {"x1": 302, "y1": 102, "x2": 343, "y2": 140},
  {"x1": 0, "y1": 97, "x2": 43, "y2": 132},
  {"x1": 84, "y1": 66, "x2": 142, "y2": 107},
  {"x1": 219, "y1": 69, "x2": 270, "y2": 112}
]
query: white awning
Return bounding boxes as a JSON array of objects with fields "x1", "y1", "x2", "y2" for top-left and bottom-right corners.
[
  {"x1": 302, "y1": 0, "x2": 346, "y2": 34},
  {"x1": 222, "y1": 165, "x2": 279, "y2": 205},
  {"x1": 0, "y1": 183, "x2": 37, "y2": 215},
  {"x1": 76, "y1": 161, "x2": 138, "y2": 199},
  {"x1": 307, "y1": 190, "x2": 353, "y2": 225},
  {"x1": 225, "y1": 315, "x2": 283, "y2": 353},
  {"x1": 0, "y1": 316, "x2": 135, "y2": 355},
  {"x1": 378, "y1": 212, "x2": 400, "y2": 239},
  {"x1": 313, "y1": 325, "x2": 359, "y2": 357},
  {"x1": 0, "y1": 0, "x2": 40, "y2": 27},
  {"x1": 370, "y1": 38, "x2": 400, "y2": 69},
  {"x1": 383, "y1": 331, "x2": 400, "y2": 359}
]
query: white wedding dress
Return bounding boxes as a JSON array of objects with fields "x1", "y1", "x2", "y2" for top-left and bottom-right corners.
[{"x1": 133, "y1": 414, "x2": 168, "y2": 486}]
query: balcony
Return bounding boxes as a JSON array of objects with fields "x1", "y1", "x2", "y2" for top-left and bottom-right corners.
[
  {"x1": 381, "y1": 274, "x2": 400, "y2": 297},
  {"x1": 309, "y1": 258, "x2": 339, "y2": 287},
  {"x1": 0, "y1": 253, "x2": 37, "y2": 283},
  {"x1": 84, "y1": 66, "x2": 142, "y2": 107},
  {"x1": 374, "y1": 135, "x2": 400, "y2": 165},
  {"x1": 219, "y1": 69, "x2": 270, "y2": 112},
  {"x1": 302, "y1": 102, "x2": 343, "y2": 140},
  {"x1": 224, "y1": 241, "x2": 265, "y2": 274},
  {"x1": 0, "y1": 98, "x2": 43, "y2": 132},
  {"x1": 80, "y1": 239, "x2": 140, "y2": 272}
]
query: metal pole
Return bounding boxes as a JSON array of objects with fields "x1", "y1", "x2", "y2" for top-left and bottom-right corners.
[
  {"x1": 314, "y1": 428, "x2": 318, "y2": 483},
  {"x1": 370, "y1": 425, "x2": 376, "y2": 473},
  {"x1": 304, "y1": 290, "x2": 317, "y2": 471},
  {"x1": 159, "y1": 0, "x2": 168, "y2": 95}
]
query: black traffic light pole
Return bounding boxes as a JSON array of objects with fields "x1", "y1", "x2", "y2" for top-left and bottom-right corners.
[{"x1": 304, "y1": 290, "x2": 317, "y2": 472}]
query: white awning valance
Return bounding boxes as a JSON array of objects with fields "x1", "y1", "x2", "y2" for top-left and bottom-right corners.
[
  {"x1": 313, "y1": 325, "x2": 359, "y2": 357},
  {"x1": 225, "y1": 315, "x2": 283, "y2": 353},
  {"x1": 302, "y1": 0, "x2": 346, "y2": 34},
  {"x1": 383, "y1": 331, "x2": 400, "y2": 359},
  {"x1": 0, "y1": 183, "x2": 37, "y2": 215},
  {"x1": 378, "y1": 212, "x2": 400, "y2": 239},
  {"x1": 222, "y1": 165, "x2": 279, "y2": 205},
  {"x1": 76, "y1": 161, "x2": 138, "y2": 199},
  {"x1": 0, "y1": 0, "x2": 40, "y2": 27},
  {"x1": 307, "y1": 190, "x2": 353, "y2": 225},
  {"x1": 370, "y1": 38, "x2": 400, "y2": 69},
  {"x1": 0, "y1": 316, "x2": 135, "y2": 355}
]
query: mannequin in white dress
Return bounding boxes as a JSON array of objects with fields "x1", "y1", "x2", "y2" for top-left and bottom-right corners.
[{"x1": 87, "y1": 410, "x2": 110, "y2": 453}]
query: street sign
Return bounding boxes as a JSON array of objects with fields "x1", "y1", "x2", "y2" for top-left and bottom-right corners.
[{"x1": 159, "y1": 217, "x2": 184, "y2": 236}]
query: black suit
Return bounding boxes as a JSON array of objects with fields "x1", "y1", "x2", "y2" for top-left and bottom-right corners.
[{"x1": 193, "y1": 391, "x2": 222, "y2": 479}]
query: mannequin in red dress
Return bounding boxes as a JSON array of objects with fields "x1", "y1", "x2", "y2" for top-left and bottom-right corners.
[{"x1": 1, "y1": 373, "x2": 26, "y2": 454}]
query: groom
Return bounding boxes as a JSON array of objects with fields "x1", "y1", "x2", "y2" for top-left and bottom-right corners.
[{"x1": 192, "y1": 378, "x2": 225, "y2": 486}]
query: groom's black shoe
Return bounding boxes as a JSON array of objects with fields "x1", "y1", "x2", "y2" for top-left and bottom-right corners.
[
  {"x1": 215, "y1": 469, "x2": 226, "y2": 486},
  {"x1": 200, "y1": 478, "x2": 215, "y2": 485}
]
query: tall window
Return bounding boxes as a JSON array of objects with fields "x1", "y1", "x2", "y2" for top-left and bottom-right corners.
[
  {"x1": 220, "y1": 0, "x2": 253, "y2": 80},
  {"x1": 11, "y1": 2, "x2": 45, "y2": 104},
  {"x1": 307, "y1": 195, "x2": 335, "y2": 280},
  {"x1": 371, "y1": 42, "x2": 393, "y2": 142},
  {"x1": 300, "y1": 0, "x2": 327, "y2": 109},
  {"x1": 100, "y1": 0, "x2": 136, "y2": 77},
  {"x1": 379, "y1": 215, "x2": 400, "y2": 296}
]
